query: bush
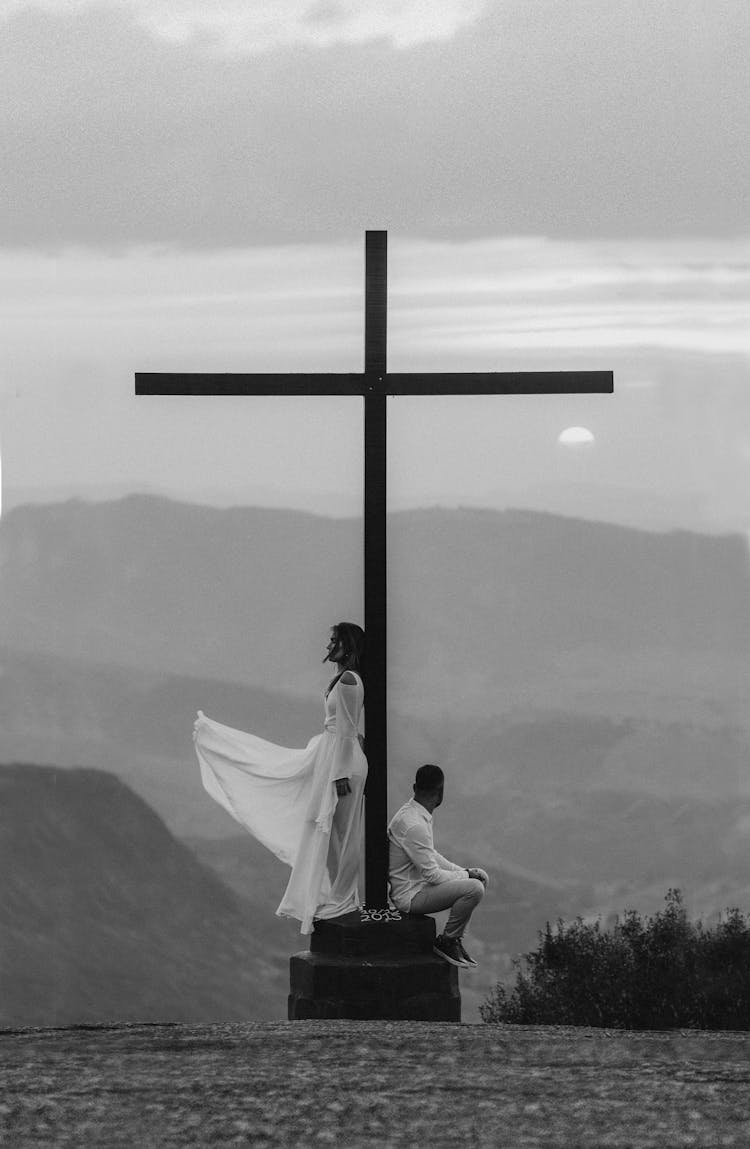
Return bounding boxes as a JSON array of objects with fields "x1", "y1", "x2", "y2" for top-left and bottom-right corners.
[{"x1": 480, "y1": 890, "x2": 750, "y2": 1029}]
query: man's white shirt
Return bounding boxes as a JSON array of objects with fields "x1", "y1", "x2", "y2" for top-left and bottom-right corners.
[{"x1": 387, "y1": 797, "x2": 468, "y2": 910}]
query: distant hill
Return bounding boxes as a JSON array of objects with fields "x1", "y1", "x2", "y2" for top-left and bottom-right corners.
[
  {"x1": 0, "y1": 644, "x2": 748, "y2": 853},
  {"x1": 1, "y1": 494, "x2": 750, "y2": 987},
  {"x1": 3, "y1": 761, "x2": 749, "y2": 1028},
  {"x1": 0, "y1": 647, "x2": 325, "y2": 838},
  {"x1": 0, "y1": 497, "x2": 361, "y2": 695},
  {"x1": 1, "y1": 496, "x2": 748, "y2": 717},
  {"x1": 0, "y1": 765, "x2": 292, "y2": 1026}
]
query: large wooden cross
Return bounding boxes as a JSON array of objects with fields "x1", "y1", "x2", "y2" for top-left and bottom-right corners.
[{"x1": 136, "y1": 230, "x2": 613, "y2": 907}]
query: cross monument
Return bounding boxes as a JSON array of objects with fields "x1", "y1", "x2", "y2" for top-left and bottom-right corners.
[{"x1": 136, "y1": 230, "x2": 613, "y2": 911}]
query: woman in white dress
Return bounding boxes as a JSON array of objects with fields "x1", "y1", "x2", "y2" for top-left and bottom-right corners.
[{"x1": 193, "y1": 622, "x2": 367, "y2": 934}]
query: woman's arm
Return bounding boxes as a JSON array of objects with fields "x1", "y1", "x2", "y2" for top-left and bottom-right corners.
[{"x1": 332, "y1": 673, "x2": 362, "y2": 794}]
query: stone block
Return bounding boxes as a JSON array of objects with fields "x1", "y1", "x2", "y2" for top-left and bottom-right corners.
[{"x1": 289, "y1": 910, "x2": 461, "y2": 1021}]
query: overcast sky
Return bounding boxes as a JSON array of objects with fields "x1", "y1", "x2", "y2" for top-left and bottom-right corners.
[{"x1": 1, "y1": 0, "x2": 749, "y2": 534}]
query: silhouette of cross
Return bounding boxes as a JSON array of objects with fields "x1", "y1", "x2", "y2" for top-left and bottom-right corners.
[{"x1": 136, "y1": 230, "x2": 613, "y2": 906}]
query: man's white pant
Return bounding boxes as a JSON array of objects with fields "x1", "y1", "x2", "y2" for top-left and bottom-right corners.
[{"x1": 408, "y1": 877, "x2": 484, "y2": 940}]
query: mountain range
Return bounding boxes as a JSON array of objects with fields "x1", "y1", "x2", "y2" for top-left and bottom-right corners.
[
  {"x1": 1, "y1": 495, "x2": 749, "y2": 1023},
  {"x1": 0, "y1": 764, "x2": 292, "y2": 1026},
  {"x1": 0, "y1": 495, "x2": 748, "y2": 813},
  {"x1": 1, "y1": 496, "x2": 748, "y2": 714}
]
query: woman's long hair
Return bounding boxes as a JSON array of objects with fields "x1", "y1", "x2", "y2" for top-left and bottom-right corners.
[{"x1": 330, "y1": 621, "x2": 365, "y2": 688}]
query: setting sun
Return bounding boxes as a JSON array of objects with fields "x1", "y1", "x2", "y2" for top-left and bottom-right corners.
[{"x1": 557, "y1": 426, "x2": 595, "y2": 446}]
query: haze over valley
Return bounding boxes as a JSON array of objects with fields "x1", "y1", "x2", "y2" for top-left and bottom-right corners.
[{"x1": 1, "y1": 495, "x2": 748, "y2": 1022}]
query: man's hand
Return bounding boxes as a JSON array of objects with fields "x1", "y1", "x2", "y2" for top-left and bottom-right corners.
[
  {"x1": 467, "y1": 867, "x2": 489, "y2": 886},
  {"x1": 335, "y1": 778, "x2": 352, "y2": 797}
]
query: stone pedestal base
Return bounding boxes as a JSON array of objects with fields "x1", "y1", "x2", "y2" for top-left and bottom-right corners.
[{"x1": 288, "y1": 911, "x2": 460, "y2": 1021}]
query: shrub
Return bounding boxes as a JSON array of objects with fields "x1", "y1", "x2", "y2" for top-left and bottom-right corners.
[{"x1": 480, "y1": 890, "x2": 750, "y2": 1029}]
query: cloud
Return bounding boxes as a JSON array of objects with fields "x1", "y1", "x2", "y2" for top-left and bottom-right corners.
[
  {"x1": 2, "y1": 234, "x2": 750, "y2": 526},
  {"x1": 3, "y1": 236, "x2": 749, "y2": 372},
  {"x1": 2, "y1": 1, "x2": 750, "y2": 247},
  {"x1": 0, "y1": 0, "x2": 488, "y2": 51},
  {"x1": 387, "y1": 237, "x2": 750, "y2": 362}
]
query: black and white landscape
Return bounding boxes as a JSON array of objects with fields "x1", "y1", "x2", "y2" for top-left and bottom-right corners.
[
  {"x1": 4, "y1": 10, "x2": 750, "y2": 1146},
  {"x1": 1, "y1": 495, "x2": 748, "y2": 1023}
]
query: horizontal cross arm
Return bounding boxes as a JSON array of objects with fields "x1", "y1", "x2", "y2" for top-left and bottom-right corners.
[
  {"x1": 381, "y1": 371, "x2": 613, "y2": 395},
  {"x1": 136, "y1": 370, "x2": 613, "y2": 398},
  {"x1": 135, "y1": 373, "x2": 367, "y2": 396}
]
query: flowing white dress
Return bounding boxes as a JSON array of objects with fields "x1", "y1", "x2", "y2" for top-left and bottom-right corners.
[{"x1": 193, "y1": 673, "x2": 367, "y2": 934}]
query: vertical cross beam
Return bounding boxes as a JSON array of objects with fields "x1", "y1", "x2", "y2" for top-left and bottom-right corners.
[{"x1": 363, "y1": 230, "x2": 388, "y2": 906}]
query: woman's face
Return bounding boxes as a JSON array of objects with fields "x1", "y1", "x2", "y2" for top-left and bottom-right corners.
[{"x1": 325, "y1": 630, "x2": 343, "y2": 663}]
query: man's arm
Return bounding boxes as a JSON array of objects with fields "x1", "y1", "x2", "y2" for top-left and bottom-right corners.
[
  {"x1": 433, "y1": 850, "x2": 489, "y2": 886},
  {"x1": 433, "y1": 849, "x2": 468, "y2": 875},
  {"x1": 399, "y1": 821, "x2": 468, "y2": 885}
]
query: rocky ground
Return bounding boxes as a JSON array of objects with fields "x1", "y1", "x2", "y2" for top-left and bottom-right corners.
[{"x1": 2, "y1": 1020, "x2": 750, "y2": 1147}]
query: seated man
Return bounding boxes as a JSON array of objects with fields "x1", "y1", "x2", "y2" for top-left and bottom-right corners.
[{"x1": 387, "y1": 763, "x2": 488, "y2": 968}]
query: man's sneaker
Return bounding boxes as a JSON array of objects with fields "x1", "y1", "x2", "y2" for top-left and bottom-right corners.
[
  {"x1": 433, "y1": 934, "x2": 469, "y2": 968},
  {"x1": 458, "y1": 939, "x2": 478, "y2": 967}
]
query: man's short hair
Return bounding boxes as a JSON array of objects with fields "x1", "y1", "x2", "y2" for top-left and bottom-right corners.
[{"x1": 414, "y1": 763, "x2": 444, "y2": 793}]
